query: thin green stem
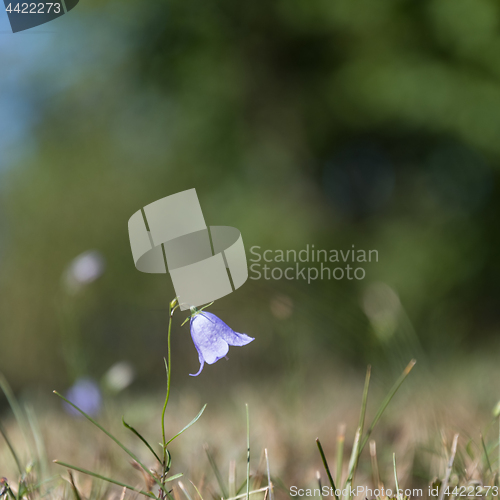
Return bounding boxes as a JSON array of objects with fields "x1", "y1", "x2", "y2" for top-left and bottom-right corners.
[
  {"x1": 246, "y1": 404, "x2": 250, "y2": 500},
  {"x1": 162, "y1": 300, "x2": 177, "y2": 492}
]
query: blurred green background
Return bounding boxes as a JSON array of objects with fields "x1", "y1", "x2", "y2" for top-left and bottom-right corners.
[{"x1": 1, "y1": 0, "x2": 500, "y2": 394}]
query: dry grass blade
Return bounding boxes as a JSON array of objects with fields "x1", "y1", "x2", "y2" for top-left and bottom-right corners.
[
  {"x1": 265, "y1": 449, "x2": 273, "y2": 500},
  {"x1": 438, "y1": 433, "x2": 459, "y2": 500},
  {"x1": 224, "y1": 486, "x2": 269, "y2": 500},
  {"x1": 316, "y1": 471, "x2": 324, "y2": 500},
  {"x1": 393, "y1": 454, "x2": 401, "y2": 500},
  {"x1": 178, "y1": 481, "x2": 194, "y2": 500},
  {"x1": 68, "y1": 471, "x2": 82, "y2": 500},
  {"x1": 229, "y1": 460, "x2": 236, "y2": 499},
  {"x1": 370, "y1": 440, "x2": 381, "y2": 490}
]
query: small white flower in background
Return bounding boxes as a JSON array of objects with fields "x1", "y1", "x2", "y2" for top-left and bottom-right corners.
[
  {"x1": 63, "y1": 250, "x2": 105, "y2": 294},
  {"x1": 102, "y1": 361, "x2": 135, "y2": 393},
  {"x1": 493, "y1": 400, "x2": 500, "y2": 418}
]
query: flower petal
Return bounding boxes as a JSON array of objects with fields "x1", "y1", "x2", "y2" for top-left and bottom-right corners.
[
  {"x1": 189, "y1": 354, "x2": 205, "y2": 377},
  {"x1": 190, "y1": 313, "x2": 230, "y2": 364},
  {"x1": 224, "y1": 331, "x2": 254, "y2": 347},
  {"x1": 197, "y1": 312, "x2": 254, "y2": 347},
  {"x1": 189, "y1": 311, "x2": 254, "y2": 375}
]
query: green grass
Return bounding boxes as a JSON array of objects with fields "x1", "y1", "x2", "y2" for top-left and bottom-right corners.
[{"x1": 1, "y1": 359, "x2": 500, "y2": 500}]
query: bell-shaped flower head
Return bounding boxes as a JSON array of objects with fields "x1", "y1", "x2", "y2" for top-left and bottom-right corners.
[{"x1": 189, "y1": 311, "x2": 254, "y2": 376}]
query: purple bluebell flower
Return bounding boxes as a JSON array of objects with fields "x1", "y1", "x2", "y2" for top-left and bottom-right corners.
[
  {"x1": 65, "y1": 378, "x2": 102, "y2": 417},
  {"x1": 189, "y1": 311, "x2": 254, "y2": 376}
]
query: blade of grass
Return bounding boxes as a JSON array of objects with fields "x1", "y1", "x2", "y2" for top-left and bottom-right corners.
[
  {"x1": 440, "y1": 430, "x2": 449, "y2": 463},
  {"x1": 343, "y1": 428, "x2": 361, "y2": 497},
  {"x1": 358, "y1": 366, "x2": 371, "y2": 434},
  {"x1": 316, "y1": 439, "x2": 339, "y2": 500},
  {"x1": 178, "y1": 482, "x2": 194, "y2": 500},
  {"x1": 189, "y1": 481, "x2": 204, "y2": 500},
  {"x1": 1, "y1": 480, "x2": 16, "y2": 500},
  {"x1": 54, "y1": 391, "x2": 169, "y2": 496},
  {"x1": 167, "y1": 405, "x2": 207, "y2": 446},
  {"x1": 236, "y1": 479, "x2": 250, "y2": 496},
  {"x1": 0, "y1": 420, "x2": 23, "y2": 475},
  {"x1": 343, "y1": 366, "x2": 371, "y2": 491},
  {"x1": 369, "y1": 440, "x2": 381, "y2": 490},
  {"x1": 265, "y1": 449, "x2": 273, "y2": 500},
  {"x1": 316, "y1": 471, "x2": 324, "y2": 500},
  {"x1": 162, "y1": 473, "x2": 183, "y2": 483},
  {"x1": 393, "y1": 454, "x2": 401, "y2": 500},
  {"x1": 250, "y1": 450, "x2": 264, "y2": 493},
  {"x1": 26, "y1": 404, "x2": 49, "y2": 486},
  {"x1": 336, "y1": 424, "x2": 345, "y2": 489},
  {"x1": 438, "y1": 433, "x2": 459, "y2": 500},
  {"x1": 481, "y1": 433, "x2": 493, "y2": 475},
  {"x1": 17, "y1": 478, "x2": 28, "y2": 499},
  {"x1": 122, "y1": 417, "x2": 162, "y2": 465},
  {"x1": 225, "y1": 487, "x2": 269, "y2": 500},
  {"x1": 0, "y1": 374, "x2": 35, "y2": 458},
  {"x1": 229, "y1": 460, "x2": 236, "y2": 499},
  {"x1": 359, "y1": 360, "x2": 416, "y2": 455},
  {"x1": 53, "y1": 461, "x2": 157, "y2": 498},
  {"x1": 204, "y1": 444, "x2": 229, "y2": 499},
  {"x1": 68, "y1": 471, "x2": 83, "y2": 500}
]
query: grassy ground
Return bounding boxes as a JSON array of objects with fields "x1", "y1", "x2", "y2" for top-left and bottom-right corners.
[{"x1": 1, "y1": 354, "x2": 499, "y2": 500}]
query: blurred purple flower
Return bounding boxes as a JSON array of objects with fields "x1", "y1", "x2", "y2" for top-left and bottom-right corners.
[
  {"x1": 189, "y1": 312, "x2": 254, "y2": 376},
  {"x1": 65, "y1": 378, "x2": 102, "y2": 417}
]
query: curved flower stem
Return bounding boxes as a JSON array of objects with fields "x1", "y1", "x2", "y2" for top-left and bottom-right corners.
[{"x1": 161, "y1": 299, "x2": 179, "y2": 493}]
